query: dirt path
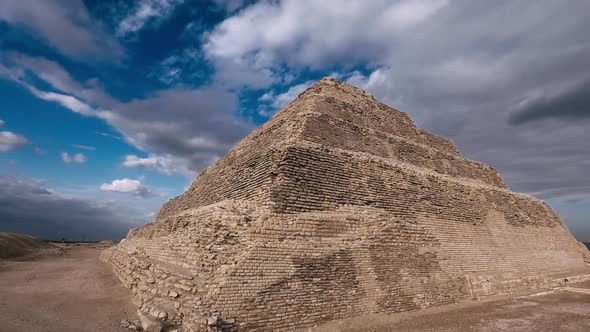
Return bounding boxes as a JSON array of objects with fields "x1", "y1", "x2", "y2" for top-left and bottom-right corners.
[{"x1": 0, "y1": 245, "x2": 137, "y2": 332}]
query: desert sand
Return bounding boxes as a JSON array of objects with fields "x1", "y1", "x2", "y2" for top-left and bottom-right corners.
[
  {"x1": 0, "y1": 243, "x2": 137, "y2": 332},
  {"x1": 300, "y1": 283, "x2": 590, "y2": 331},
  {"x1": 0, "y1": 232, "x2": 63, "y2": 260}
]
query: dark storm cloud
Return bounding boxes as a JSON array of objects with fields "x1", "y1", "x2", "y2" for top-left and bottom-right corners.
[
  {"x1": 510, "y1": 82, "x2": 590, "y2": 125},
  {"x1": 0, "y1": 176, "x2": 144, "y2": 241}
]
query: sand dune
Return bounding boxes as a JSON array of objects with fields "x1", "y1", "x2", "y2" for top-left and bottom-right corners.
[{"x1": 0, "y1": 232, "x2": 63, "y2": 260}]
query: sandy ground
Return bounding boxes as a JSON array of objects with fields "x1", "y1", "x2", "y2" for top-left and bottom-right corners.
[
  {"x1": 300, "y1": 282, "x2": 590, "y2": 332},
  {"x1": 0, "y1": 244, "x2": 137, "y2": 332},
  {"x1": 1, "y1": 244, "x2": 589, "y2": 332}
]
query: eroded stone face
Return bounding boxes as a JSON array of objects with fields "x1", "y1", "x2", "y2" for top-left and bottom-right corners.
[{"x1": 101, "y1": 78, "x2": 590, "y2": 332}]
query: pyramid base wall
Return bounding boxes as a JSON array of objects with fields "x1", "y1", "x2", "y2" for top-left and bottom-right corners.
[{"x1": 102, "y1": 200, "x2": 590, "y2": 332}]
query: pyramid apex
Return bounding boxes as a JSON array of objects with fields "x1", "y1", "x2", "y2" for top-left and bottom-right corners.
[
  {"x1": 298, "y1": 76, "x2": 376, "y2": 103},
  {"x1": 314, "y1": 76, "x2": 345, "y2": 87},
  {"x1": 305, "y1": 76, "x2": 345, "y2": 91},
  {"x1": 319, "y1": 76, "x2": 340, "y2": 82}
]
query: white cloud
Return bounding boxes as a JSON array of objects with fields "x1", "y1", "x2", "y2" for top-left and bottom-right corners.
[
  {"x1": 37, "y1": 90, "x2": 97, "y2": 115},
  {"x1": 206, "y1": 0, "x2": 447, "y2": 61},
  {"x1": 96, "y1": 131, "x2": 122, "y2": 140},
  {"x1": 0, "y1": 119, "x2": 5, "y2": 126},
  {"x1": 61, "y1": 152, "x2": 86, "y2": 164},
  {"x1": 345, "y1": 68, "x2": 396, "y2": 105},
  {"x1": 8, "y1": 54, "x2": 116, "y2": 107},
  {"x1": 204, "y1": 0, "x2": 448, "y2": 87},
  {"x1": 117, "y1": 0, "x2": 184, "y2": 37},
  {"x1": 258, "y1": 80, "x2": 313, "y2": 116},
  {"x1": 99, "y1": 178, "x2": 153, "y2": 198},
  {"x1": 122, "y1": 154, "x2": 193, "y2": 176},
  {"x1": 72, "y1": 144, "x2": 96, "y2": 151},
  {"x1": 123, "y1": 154, "x2": 158, "y2": 168},
  {"x1": 0, "y1": 131, "x2": 28, "y2": 152},
  {"x1": 2, "y1": 71, "x2": 101, "y2": 116},
  {"x1": 382, "y1": 0, "x2": 449, "y2": 28},
  {"x1": 121, "y1": 154, "x2": 181, "y2": 176}
]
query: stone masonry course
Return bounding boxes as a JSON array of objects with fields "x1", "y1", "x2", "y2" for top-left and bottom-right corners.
[{"x1": 102, "y1": 77, "x2": 590, "y2": 332}]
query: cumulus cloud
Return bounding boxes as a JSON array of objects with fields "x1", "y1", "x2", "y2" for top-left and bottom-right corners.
[
  {"x1": 0, "y1": 0, "x2": 123, "y2": 59},
  {"x1": 123, "y1": 154, "x2": 158, "y2": 168},
  {"x1": 0, "y1": 131, "x2": 28, "y2": 152},
  {"x1": 345, "y1": 68, "x2": 396, "y2": 104},
  {"x1": 61, "y1": 152, "x2": 86, "y2": 164},
  {"x1": 100, "y1": 178, "x2": 153, "y2": 198},
  {"x1": 204, "y1": 0, "x2": 448, "y2": 88},
  {"x1": 0, "y1": 176, "x2": 142, "y2": 240},
  {"x1": 117, "y1": 0, "x2": 184, "y2": 37}
]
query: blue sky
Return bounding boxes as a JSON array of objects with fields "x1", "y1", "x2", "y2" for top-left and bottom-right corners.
[{"x1": 0, "y1": 0, "x2": 588, "y2": 241}]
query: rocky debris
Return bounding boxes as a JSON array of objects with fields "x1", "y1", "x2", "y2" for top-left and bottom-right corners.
[
  {"x1": 138, "y1": 311, "x2": 163, "y2": 332},
  {"x1": 206, "y1": 316, "x2": 218, "y2": 327},
  {"x1": 120, "y1": 320, "x2": 142, "y2": 331}
]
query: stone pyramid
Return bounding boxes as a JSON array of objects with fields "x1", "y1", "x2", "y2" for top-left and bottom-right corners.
[{"x1": 103, "y1": 78, "x2": 590, "y2": 332}]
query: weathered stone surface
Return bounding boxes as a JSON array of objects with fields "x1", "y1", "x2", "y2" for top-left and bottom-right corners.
[
  {"x1": 120, "y1": 320, "x2": 141, "y2": 331},
  {"x1": 101, "y1": 77, "x2": 590, "y2": 332}
]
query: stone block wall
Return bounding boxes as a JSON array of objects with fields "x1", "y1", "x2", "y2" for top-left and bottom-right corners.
[
  {"x1": 299, "y1": 78, "x2": 461, "y2": 156},
  {"x1": 298, "y1": 112, "x2": 506, "y2": 188},
  {"x1": 104, "y1": 197, "x2": 590, "y2": 331},
  {"x1": 102, "y1": 78, "x2": 590, "y2": 331},
  {"x1": 103, "y1": 141, "x2": 590, "y2": 330}
]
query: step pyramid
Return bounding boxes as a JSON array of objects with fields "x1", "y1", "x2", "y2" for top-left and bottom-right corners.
[{"x1": 102, "y1": 77, "x2": 590, "y2": 332}]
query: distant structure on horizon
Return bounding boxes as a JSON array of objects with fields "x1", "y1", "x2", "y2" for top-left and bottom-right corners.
[{"x1": 102, "y1": 78, "x2": 590, "y2": 332}]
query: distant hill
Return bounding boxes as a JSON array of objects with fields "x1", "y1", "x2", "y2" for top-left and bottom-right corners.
[{"x1": 0, "y1": 232, "x2": 61, "y2": 259}]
